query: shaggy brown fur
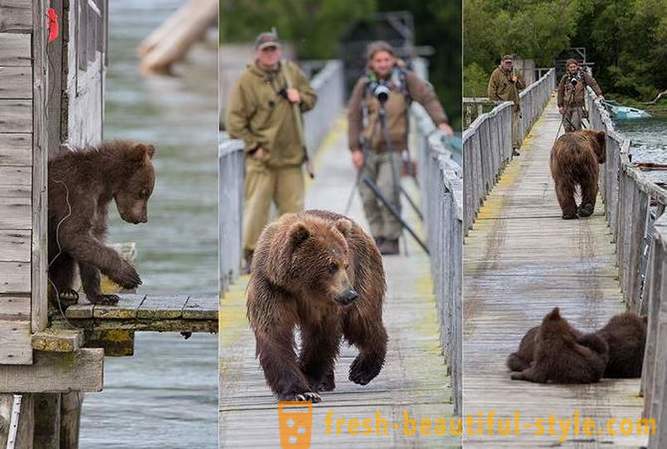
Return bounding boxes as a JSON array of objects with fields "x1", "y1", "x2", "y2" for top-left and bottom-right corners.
[
  {"x1": 247, "y1": 210, "x2": 387, "y2": 403},
  {"x1": 507, "y1": 324, "x2": 586, "y2": 372},
  {"x1": 48, "y1": 141, "x2": 156, "y2": 305},
  {"x1": 596, "y1": 312, "x2": 647, "y2": 378},
  {"x1": 550, "y1": 130, "x2": 606, "y2": 219},
  {"x1": 510, "y1": 308, "x2": 608, "y2": 384}
]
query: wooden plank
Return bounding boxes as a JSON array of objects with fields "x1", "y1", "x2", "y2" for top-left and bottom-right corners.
[
  {"x1": 136, "y1": 294, "x2": 189, "y2": 320},
  {"x1": 0, "y1": 66, "x2": 31, "y2": 99},
  {"x1": 0, "y1": 229, "x2": 30, "y2": 261},
  {"x1": 0, "y1": 166, "x2": 31, "y2": 188},
  {"x1": 0, "y1": 99, "x2": 31, "y2": 132},
  {"x1": 0, "y1": 320, "x2": 31, "y2": 364},
  {"x1": 15, "y1": 393, "x2": 34, "y2": 449},
  {"x1": 0, "y1": 133, "x2": 32, "y2": 166},
  {"x1": 84, "y1": 329, "x2": 135, "y2": 356},
  {"x1": 0, "y1": 349, "x2": 103, "y2": 393},
  {"x1": 60, "y1": 392, "x2": 82, "y2": 449},
  {"x1": 0, "y1": 0, "x2": 32, "y2": 32},
  {"x1": 0, "y1": 194, "x2": 30, "y2": 229},
  {"x1": 0, "y1": 294, "x2": 30, "y2": 319},
  {"x1": 0, "y1": 33, "x2": 30, "y2": 65},
  {"x1": 0, "y1": 261, "x2": 29, "y2": 292},
  {"x1": 31, "y1": 328, "x2": 83, "y2": 353},
  {"x1": 32, "y1": 0, "x2": 49, "y2": 334}
]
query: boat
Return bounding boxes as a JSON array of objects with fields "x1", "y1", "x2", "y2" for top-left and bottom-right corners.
[{"x1": 601, "y1": 100, "x2": 652, "y2": 119}]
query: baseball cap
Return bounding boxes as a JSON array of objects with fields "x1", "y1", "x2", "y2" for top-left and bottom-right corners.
[{"x1": 255, "y1": 32, "x2": 280, "y2": 50}]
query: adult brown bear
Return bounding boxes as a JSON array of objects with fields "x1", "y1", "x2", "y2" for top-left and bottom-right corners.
[
  {"x1": 247, "y1": 210, "x2": 387, "y2": 402},
  {"x1": 510, "y1": 308, "x2": 608, "y2": 384},
  {"x1": 48, "y1": 141, "x2": 156, "y2": 306},
  {"x1": 550, "y1": 130, "x2": 606, "y2": 219}
]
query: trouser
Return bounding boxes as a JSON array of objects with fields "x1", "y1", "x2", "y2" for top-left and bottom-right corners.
[
  {"x1": 358, "y1": 151, "x2": 402, "y2": 241},
  {"x1": 563, "y1": 106, "x2": 584, "y2": 132},
  {"x1": 243, "y1": 158, "x2": 304, "y2": 251},
  {"x1": 511, "y1": 108, "x2": 522, "y2": 149}
]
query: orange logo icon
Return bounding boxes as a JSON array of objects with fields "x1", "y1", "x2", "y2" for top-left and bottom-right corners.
[{"x1": 278, "y1": 401, "x2": 313, "y2": 449}]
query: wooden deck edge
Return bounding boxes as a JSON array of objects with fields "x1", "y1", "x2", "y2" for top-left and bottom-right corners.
[{"x1": 31, "y1": 327, "x2": 83, "y2": 352}]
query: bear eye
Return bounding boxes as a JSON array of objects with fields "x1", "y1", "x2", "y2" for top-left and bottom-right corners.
[{"x1": 328, "y1": 263, "x2": 338, "y2": 274}]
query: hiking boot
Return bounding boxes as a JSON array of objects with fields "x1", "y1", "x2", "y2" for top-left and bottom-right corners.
[
  {"x1": 379, "y1": 239, "x2": 400, "y2": 255},
  {"x1": 241, "y1": 249, "x2": 254, "y2": 275}
]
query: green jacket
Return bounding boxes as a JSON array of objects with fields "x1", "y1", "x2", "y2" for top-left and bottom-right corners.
[
  {"x1": 487, "y1": 66, "x2": 526, "y2": 110},
  {"x1": 226, "y1": 60, "x2": 317, "y2": 168}
]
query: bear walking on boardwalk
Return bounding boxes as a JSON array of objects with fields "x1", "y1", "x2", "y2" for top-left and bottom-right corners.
[
  {"x1": 48, "y1": 141, "x2": 156, "y2": 306},
  {"x1": 510, "y1": 308, "x2": 609, "y2": 384},
  {"x1": 550, "y1": 130, "x2": 606, "y2": 219},
  {"x1": 247, "y1": 210, "x2": 388, "y2": 402},
  {"x1": 595, "y1": 312, "x2": 647, "y2": 378}
]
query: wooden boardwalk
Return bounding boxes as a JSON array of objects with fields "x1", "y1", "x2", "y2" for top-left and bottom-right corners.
[
  {"x1": 219, "y1": 121, "x2": 459, "y2": 448},
  {"x1": 463, "y1": 97, "x2": 648, "y2": 448}
]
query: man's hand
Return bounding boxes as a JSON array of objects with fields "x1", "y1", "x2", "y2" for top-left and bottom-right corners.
[
  {"x1": 351, "y1": 150, "x2": 364, "y2": 170},
  {"x1": 286, "y1": 88, "x2": 301, "y2": 104},
  {"x1": 253, "y1": 147, "x2": 266, "y2": 160},
  {"x1": 559, "y1": 106, "x2": 565, "y2": 115},
  {"x1": 438, "y1": 122, "x2": 454, "y2": 136},
  {"x1": 511, "y1": 75, "x2": 517, "y2": 82}
]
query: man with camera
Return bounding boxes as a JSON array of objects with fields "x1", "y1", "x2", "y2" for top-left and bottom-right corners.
[
  {"x1": 347, "y1": 41, "x2": 453, "y2": 255},
  {"x1": 487, "y1": 55, "x2": 526, "y2": 155},
  {"x1": 557, "y1": 58, "x2": 603, "y2": 132},
  {"x1": 226, "y1": 32, "x2": 317, "y2": 272}
]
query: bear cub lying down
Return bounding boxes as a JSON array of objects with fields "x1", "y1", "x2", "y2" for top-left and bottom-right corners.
[
  {"x1": 508, "y1": 309, "x2": 647, "y2": 382},
  {"x1": 48, "y1": 141, "x2": 155, "y2": 306},
  {"x1": 247, "y1": 210, "x2": 388, "y2": 402}
]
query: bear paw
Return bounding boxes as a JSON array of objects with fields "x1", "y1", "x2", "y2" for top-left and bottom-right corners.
[
  {"x1": 577, "y1": 203, "x2": 594, "y2": 217},
  {"x1": 279, "y1": 391, "x2": 321, "y2": 403},
  {"x1": 111, "y1": 261, "x2": 142, "y2": 290},
  {"x1": 309, "y1": 373, "x2": 335, "y2": 393},
  {"x1": 57, "y1": 289, "x2": 79, "y2": 306},
  {"x1": 88, "y1": 294, "x2": 120, "y2": 306},
  {"x1": 510, "y1": 371, "x2": 526, "y2": 381},
  {"x1": 349, "y1": 355, "x2": 382, "y2": 385},
  {"x1": 562, "y1": 212, "x2": 578, "y2": 220}
]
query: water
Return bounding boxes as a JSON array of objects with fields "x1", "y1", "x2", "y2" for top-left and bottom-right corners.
[
  {"x1": 79, "y1": 1, "x2": 218, "y2": 448},
  {"x1": 614, "y1": 116, "x2": 667, "y2": 186}
]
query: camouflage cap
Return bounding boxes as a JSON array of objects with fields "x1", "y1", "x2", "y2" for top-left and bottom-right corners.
[
  {"x1": 501, "y1": 54, "x2": 513, "y2": 62},
  {"x1": 255, "y1": 32, "x2": 280, "y2": 50}
]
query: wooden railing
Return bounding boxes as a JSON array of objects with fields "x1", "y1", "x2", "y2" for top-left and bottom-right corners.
[
  {"x1": 586, "y1": 91, "x2": 667, "y2": 448},
  {"x1": 462, "y1": 69, "x2": 556, "y2": 231}
]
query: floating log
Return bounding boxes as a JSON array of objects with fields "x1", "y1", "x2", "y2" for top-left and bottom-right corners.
[{"x1": 137, "y1": 0, "x2": 217, "y2": 75}]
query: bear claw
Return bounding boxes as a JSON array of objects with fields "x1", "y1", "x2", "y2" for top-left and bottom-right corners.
[
  {"x1": 88, "y1": 294, "x2": 120, "y2": 306},
  {"x1": 58, "y1": 288, "x2": 79, "y2": 306},
  {"x1": 294, "y1": 392, "x2": 321, "y2": 403}
]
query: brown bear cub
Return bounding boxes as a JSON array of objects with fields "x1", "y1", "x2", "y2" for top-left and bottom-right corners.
[
  {"x1": 510, "y1": 308, "x2": 608, "y2": 384},
  {"x1": 247, "y1": 210, "x2": 388, "y2": 403},
  {"x1": 550, "y1": 130, "x2": 606, "y2": 219},
  {"x1": 596, "y1": 312, "x2": 647, "y2": 378},
  {"x1": 48, "y1": 141, "x2": 156, "y2": 306}
]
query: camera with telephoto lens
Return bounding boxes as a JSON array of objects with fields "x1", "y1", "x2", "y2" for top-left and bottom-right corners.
[
  {"x1": 570, "y1": 77, "x2": 578, "y2": 86},
  {"x1": 368, "y1": 81, "x2": 391, "y2": 103}
]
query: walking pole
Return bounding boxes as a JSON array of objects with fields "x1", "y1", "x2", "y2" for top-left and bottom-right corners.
[{"x1": 281, "y1": 60, "x2": 314, "y2": 179}]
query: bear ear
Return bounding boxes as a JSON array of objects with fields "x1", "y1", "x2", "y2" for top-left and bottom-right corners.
[
  {"x1": 129, "y1": 142, "x2": 155, "y2": 162},
  {"x1": 287, "y1": 221, "x2": 310, "y2": 249},
  {"x1": 333, "y1": 218, "x2": 353, "y2": 238},
  {"x1": 546, "y1": 307, "x2": 561, "y2": 320}
]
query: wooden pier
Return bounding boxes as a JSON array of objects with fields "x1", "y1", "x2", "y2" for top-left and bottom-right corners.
[
  {"x1": 219, "y1": 123, "x2": 459, "y2": 448},
  {"x1": 463, "y1": 97, "x2": 647, "y2": 448}
]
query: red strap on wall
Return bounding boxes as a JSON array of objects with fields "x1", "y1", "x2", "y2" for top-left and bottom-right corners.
[{"x1": 47, "y1": 8, "x2": 59, "y2": 42}]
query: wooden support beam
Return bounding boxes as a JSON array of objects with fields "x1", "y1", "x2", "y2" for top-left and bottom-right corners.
[
  {"x1": 33, "y1": 394, "x2": 60, "y2": 449},
  {"x1": 84, "y1": 329, "x2": 134, "y2": 357},
  {"x1": 0, "y1": 349, "x2": 103, "y2": 393},
  {"x1": 60, "y1": 392, "x2": 82, "y2": 449},
  {"x1": 31, "y1": 328, "x2": 84, "y2": 353}
]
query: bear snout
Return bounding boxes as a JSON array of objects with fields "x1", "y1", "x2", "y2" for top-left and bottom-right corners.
[{"x1": 335, "y1": 288, "x2": 359, "y2": 306}]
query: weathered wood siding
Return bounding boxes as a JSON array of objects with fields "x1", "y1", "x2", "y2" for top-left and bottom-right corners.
[{"x1": 0, "y1": 0, "x2": 36, "y2": 365}]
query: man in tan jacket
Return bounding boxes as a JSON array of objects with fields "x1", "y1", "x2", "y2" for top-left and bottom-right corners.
[
  {"x1": 558, "y1": 58, "x2": 604, "y2": 132},
  {"x1": 488, "y1": 55, "x2": 526, "y2": 154},
  {"x1": 347, "y1": 41, "x2": 453, "y2": 255},
  {"x1": 226, "y1": 32, "x2": 317, "y2": 271}
]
